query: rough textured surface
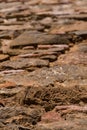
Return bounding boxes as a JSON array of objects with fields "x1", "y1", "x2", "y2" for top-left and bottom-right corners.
[{"x1": 0, "y1": 0, "x2": 87, "y2": 130}]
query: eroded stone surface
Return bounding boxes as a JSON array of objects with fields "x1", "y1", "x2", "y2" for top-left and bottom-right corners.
[{"x1": 0, "y1": 0, "x2": 87, "y2": 130}]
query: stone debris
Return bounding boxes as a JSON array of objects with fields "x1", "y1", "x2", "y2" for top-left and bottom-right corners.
[{"x1": 0, "y1": 0, "x2": 87, "y2": 130}]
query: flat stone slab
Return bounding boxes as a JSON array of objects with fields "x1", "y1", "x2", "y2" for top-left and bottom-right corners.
[
  {"x1": 9, "y1": 31, "x2": 70, "y2": 48},
  {"x1": 0, "y1": 54, "x2": 9, "y2": 61},
  {"x1": 0, "y1": 58, "x2": 49, "y2": 69}
]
